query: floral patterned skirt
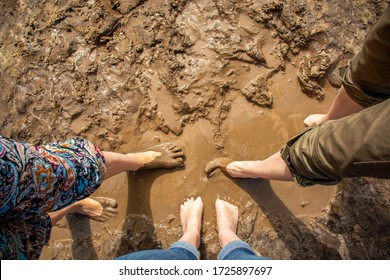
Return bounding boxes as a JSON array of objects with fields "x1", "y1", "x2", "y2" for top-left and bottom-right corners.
[{"x1": 0, "y1": 137, "x2": 106, "y2": 259}]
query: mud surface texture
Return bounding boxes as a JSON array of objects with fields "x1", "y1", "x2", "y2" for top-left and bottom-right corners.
[{"x1": 1, "y1": 0, "x2": 389, "y2": 259}]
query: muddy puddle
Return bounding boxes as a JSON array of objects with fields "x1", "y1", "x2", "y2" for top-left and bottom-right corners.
[
  {"x1": 42, "y1": 90, "x2": 337, "y2": 260},
  {"x1": 1, "y1": 0, "x2": 389, "y2": 259}
]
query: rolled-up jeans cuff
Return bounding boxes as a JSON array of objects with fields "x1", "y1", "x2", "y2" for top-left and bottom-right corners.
[
  {"x1": 218, "y1": 240, "x2": 257, "y2": 260},
  {"x1": 169, "y1": 241, "x2": 200, "y2": 260}
]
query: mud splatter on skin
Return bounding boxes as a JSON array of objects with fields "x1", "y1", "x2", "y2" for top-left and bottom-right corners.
[{"x1": 1, "y1": 0, "x2": 389, "y2": 259}]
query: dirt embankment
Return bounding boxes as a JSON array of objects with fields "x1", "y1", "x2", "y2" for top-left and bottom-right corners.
[{"x1": 1, "y1": 0, "x2": 389, "y2": 259}]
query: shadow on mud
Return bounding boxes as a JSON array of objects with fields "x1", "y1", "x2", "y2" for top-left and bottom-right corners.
[
  {"x1": 239, "y1": 179, "x2": 341, "y2": 259},
  {"x1": 67, "y1": 215, "x2": 99, "y2": 259},
  {"x1": 104, "y1": 166, "x2": 186, "y2": 259}
]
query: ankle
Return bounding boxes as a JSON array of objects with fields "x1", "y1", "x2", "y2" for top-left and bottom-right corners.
[
  {"x1": 181, "y1": 228, "x2": 201, "y2": 249},
  {"x1": 218, "y1": 228, "x2": 240, "y2": 248},
  {"x1": 68, "y1": 201, "x2": 82, "y2": 214},
  {"x1": 126, "y1": 151, "x2": 161, "y2": 171},
  {"x1": 323, "y1": 113, "x2": 331, "y2": 121}
]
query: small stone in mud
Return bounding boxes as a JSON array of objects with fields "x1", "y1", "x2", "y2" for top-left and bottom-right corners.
[
  {"x1": 300, "y1": 201, "x2": 309, "y2": 208},
  {"x1": 166, "y1": 214, "x2": 176, "y2": 224}
]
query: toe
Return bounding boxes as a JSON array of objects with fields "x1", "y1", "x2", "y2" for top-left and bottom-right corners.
[
  {"x1": 172, "y1": 151, "x2": 185, "y2": 158},
  {"x1": 106, "y1": 207, "x2": 119, "y2": 214},
  {"x1": 94, "y1": 197, "x2": 118, "y2": 208},
  {"x1": 105, "y1": 198, "x2": 118, "y2": 208},
  {"x1": 170, "y1": 146, "x2": 183, "y2": 153},
  {"x1": 90, "y1": 215, "x2": 108, "y2": 222},
  {"x1": 207, "y1": 169, "x2": 217, "y2": 178},
  {"x1": 173, "y1": 157, "x2": 184, "y2": 166},
  {"x1": 164, "y1": 142, "x2": 176, "y2": 149},
  {"x1": 204, "y1": 160, "x2": 218, "y2": 175}
]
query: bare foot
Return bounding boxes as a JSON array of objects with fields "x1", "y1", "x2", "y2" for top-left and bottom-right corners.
[
  {"x1": 225, "y1": 161, "x2": 262, "y2": 178},
  {"x1": 215, "y1": 198, "x2": 240, "y2": 248},
  {"x1": 137, "y1": 142, "x2": 185, "y2": 170},
  {"x1": 303, "y1": 114, "x2": 328, "y2": 126},
  {"x1": 205, "y1": 157, "x2": 234, "y2": 178},
  {"x1": 205, "y1": 158, "x2": 259, "y2": 178},
  {"x1": 179, "y1": 197, "x2": 204, "y2": 249},
  {"x1": 73, "y1": 197, "x2": 118, "y2": 222}
]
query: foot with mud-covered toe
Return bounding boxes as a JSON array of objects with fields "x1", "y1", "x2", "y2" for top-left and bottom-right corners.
[
  {"x1": 215, "y1": 198, "x2": 269, "y2": 260},
  {"x1": 205, "y1": 152, "x2": 294, "y2": 181},
  {"x1": 178, "y1": 197, "x2": 204, "y2": 249},
  {"x1": 102, "y1": 142, "x2": 185, "y2": 180},
  {"x1": 73, "y1": 197, "x2": 119, "y2": 222},
  {"x1": 137, "y1": 142, "x2": 185, "y2": 170},
  {"x1": 205, "y1": 157, "x2": 234, "y2": 178},
  {"x1": 205, "y1": 157, "x2": 258, "y2": 178},
  {"x1": 215, "y1": 198, "x2": 240, "y2": 247},
  {"x1": 48, "y1": 196, "x2": 118, "y2": 225}
]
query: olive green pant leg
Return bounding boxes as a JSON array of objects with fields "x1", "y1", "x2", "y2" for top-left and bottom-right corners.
[
  {"x1": 281, "y1": 99, "x2": 390, "y2": 186},
  {"x1": 341, "y1": 7, "x2": 390, "y2": 107}
]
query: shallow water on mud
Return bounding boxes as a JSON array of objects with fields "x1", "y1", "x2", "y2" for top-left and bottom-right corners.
[{"x1": 41, "y1": 71, "x2": 336, "y2": 259}]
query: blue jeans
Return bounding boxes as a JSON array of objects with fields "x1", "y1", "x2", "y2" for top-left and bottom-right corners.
[{"x1": 116, "y1": 240, "x2": 268, "y2": 260}]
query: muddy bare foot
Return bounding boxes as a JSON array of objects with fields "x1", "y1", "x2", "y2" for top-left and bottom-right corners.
[
  {"x1": 205, "y1": 157, "x2": 234, "y2": 178},
  {"x1": 303, "y1": 114, "x2": 328, "y2": 126},
  {"x1": 73, "y1": 197, "x2": 118, "y2": 222},
  {"x1": 137, "y1": 142, "x2": 185, "y2": 170},
  {"x1": 215, "y1": 198, "x2": 240, "y2": 248},
  {"x1": 179, "y1": 197, "x2": 204, "y2": 249},
  {"x1": 225, "y1": 161, "x2": 264, "y2": 178}
]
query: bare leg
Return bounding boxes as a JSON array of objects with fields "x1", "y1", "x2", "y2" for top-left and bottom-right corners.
[
  {"x1": 215, "y1": 199, "x2": 240, "y2": 248},
  {"x1": 205, "y1": 152, "x2": 293, "y2": 181},
  {"x1": 103, "y1": 142, "x2": 184, "y2": 180},
  {"x1": 304, "y1": 85, "x2": 364, "y2": 126},
  {"x1": 48, "y1": 197, "x2": 118, "y2": 225},
  {"x1": 178, "y1": 197, "x2": 204, "y2": 249},
  {"x1": 49, "y1": 144, "x2": 183, "y2": 224}
]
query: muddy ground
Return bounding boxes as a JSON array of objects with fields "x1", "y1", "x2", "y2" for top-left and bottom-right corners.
[{"x1": 0, "y1": 0, "x2": 389, "y2": 259}]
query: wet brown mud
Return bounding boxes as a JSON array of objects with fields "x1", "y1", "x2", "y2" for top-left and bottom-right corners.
[{"x1": 1, "y1": 0, "x2": 389, "y2": 259}]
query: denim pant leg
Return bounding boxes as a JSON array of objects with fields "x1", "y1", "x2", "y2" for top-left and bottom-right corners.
[
  {"x1": 218, "y1": 240, "x2": 269, "y2": 260},
  {"x1": 116, "y1": 241, "x2": 199, "y2": 260}
]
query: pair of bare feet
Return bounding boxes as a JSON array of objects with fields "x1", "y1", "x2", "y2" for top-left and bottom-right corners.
[
  {"x1": 66, "y1": 196, "x2": 239, "y2": 253},
  {"x1": 203, "y1": 111, "x2": 332, "y2": 180},
  {"x1": 50, "y1": 142, "x2": 185, "y2": 224},
  {"x1": 179, "y1": 197, "x2": 240, "y2": 250},
  {"x1": 204, "y1": 91, "x2": 363, "y2": 180},
  {"x1": 203, "y1": 114, "x2": 349, "y2": 180},
  {"x1": 203, "y1": 108, "x2": 337, "y2": 179}
]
